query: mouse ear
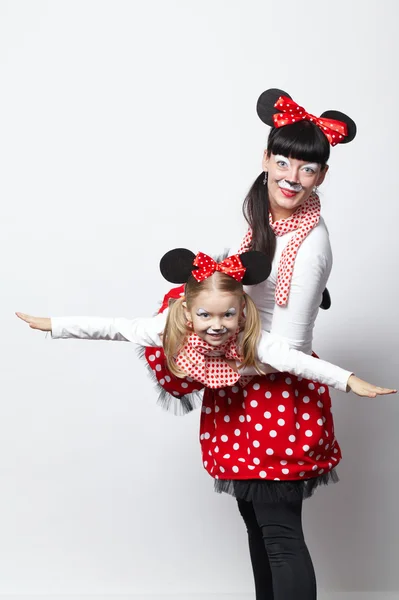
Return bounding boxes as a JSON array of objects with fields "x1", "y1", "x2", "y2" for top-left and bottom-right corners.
[
  {"x1": 319, "y1": 110, "x2": 357, "y2": 144},
  {"x1": 320, "y1": 288, "x2": 331, "y2": 310},
  {"x1": 240, "y1": 251, "x2": 272, "y2": 285},
  {"x1": 160, "y1": 248, "x2": 196, "y2": 283},
  {"x1": 256, "y1": 88, "x2": 292, "y2": 127}
]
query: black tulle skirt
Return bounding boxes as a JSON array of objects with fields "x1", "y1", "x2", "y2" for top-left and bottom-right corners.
[{"x1": 213, "y1": 468, "x2": 339, "y2": 503}]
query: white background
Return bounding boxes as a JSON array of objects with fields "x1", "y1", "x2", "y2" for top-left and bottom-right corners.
[{"x1": 0, "y1": 0, "x2": 398, "y2": 598}]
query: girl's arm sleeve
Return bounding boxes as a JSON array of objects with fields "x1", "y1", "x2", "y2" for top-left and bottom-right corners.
[
  {"x1": 256, "y1": 330, "x2": 352, "y2": 392},
  {"x1": 51, "y1": 312, "x2": 167, "y2": 347}
]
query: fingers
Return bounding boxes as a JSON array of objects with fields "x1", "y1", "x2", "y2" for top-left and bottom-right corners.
[
  {"x1": 362, "y1": 389, "x2": 376, "y2": 398},
  {"x1": 16, "y1": 312, "x2": 31, "y2": 323},
  {"x1": 370, "y1": 386, "x2": 397, "y2": 395},
  {"x1": 363, "y1": 386, "x2": 396, "y2": 397},
  {"x1": 16, "y1": 312, "x2": 50, "y2": 332},
  {"x1": 353, "y1": 382, "x2": 397, "y2": 397},
  {"x1": 17, "y1": 313, "x2": 35, "y2": 325}
]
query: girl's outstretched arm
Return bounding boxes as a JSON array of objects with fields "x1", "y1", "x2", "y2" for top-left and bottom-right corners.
[
  {"x1": 16, "y1": 312, "x2": 167, "y2": 347},
  {"x1": 255, "y1": 331, "x2": 396, "y2": 397}
]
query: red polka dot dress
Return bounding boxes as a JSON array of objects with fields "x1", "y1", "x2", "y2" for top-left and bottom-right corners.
[
  {"x1": 144, "y1": 286, "x2": 342, "y2": 502},
  {"x1": 200, "y1": 372, "x2": 341, "y2": 501}
]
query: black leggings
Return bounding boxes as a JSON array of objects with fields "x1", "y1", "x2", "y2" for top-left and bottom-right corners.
[{"x1": 237, "y1": 497, "x2": 316, "y2": 600}]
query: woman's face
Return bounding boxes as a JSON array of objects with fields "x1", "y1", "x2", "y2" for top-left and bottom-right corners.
[
  {"x1": 263, "y1": 152, "x2": 328, "y2": 218},
  {"x1": 184, "y1": 289, "x2": 242, "y2": 347}
]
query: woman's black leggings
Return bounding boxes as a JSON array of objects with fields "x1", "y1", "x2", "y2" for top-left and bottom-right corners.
[{"x1": 237, "y1": 497, "x2": 316, "y2": 600}]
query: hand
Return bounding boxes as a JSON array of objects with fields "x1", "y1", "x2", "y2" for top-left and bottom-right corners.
[
  {"x1": 16, "y1": 312, "x2": 52, "y2": 332},
  {"x1": 348, "y1": 374, "x2": 397, "y2": 398}
]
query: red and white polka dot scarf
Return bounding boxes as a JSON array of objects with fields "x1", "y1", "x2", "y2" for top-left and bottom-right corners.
[
  {"x1": 238, "y1": 193, "x2": 321, "y2": 306},
  {"x1": 175, "y1": 333, "x2": 245, "y2": 389}
]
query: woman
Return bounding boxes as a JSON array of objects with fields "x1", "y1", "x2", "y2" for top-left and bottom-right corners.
[{"x1": 232, "y1": 89, "x2": 357, "y2": 600}]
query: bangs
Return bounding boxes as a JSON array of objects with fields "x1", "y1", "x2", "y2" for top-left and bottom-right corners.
[
  {"x1": 267, "y1": 121, "x2": 330, "y2": 166},
  {"x1": 185, "y1": 270, "x2": 243, "y2": 306}
]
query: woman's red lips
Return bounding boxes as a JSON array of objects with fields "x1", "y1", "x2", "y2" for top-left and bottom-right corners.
[{"x1": 280, "y1": 188, "x2": 298, "y2": 198}]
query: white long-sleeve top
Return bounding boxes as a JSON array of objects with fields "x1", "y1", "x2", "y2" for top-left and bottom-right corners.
[
  {"x1": 52, "y1": 313, "x2": 168, "y2": 347},
  {"x1": 236, "y1": 216, "x2": 333, "y2": 354},
  {"x1": 51, "y1": 314, "x2": 351, "y2": 392}
]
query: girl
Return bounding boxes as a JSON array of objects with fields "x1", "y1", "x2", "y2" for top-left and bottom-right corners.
[{"x1": 16, "y1": 249, "x2": 394, "y2": 400}]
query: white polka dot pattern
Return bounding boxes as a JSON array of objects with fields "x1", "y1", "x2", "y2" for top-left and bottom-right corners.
[
  {"x1": 192, "y1": 252, "x2": 246, "y2": 283},
  {"x1": 272, "y1": 96, "x2": 348, "y2": 146},
  {"x1": 199, "y1": 370, "x2": 341, "y2": 482}
]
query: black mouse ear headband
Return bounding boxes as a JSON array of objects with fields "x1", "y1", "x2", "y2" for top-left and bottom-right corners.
[
  {"x1": 256, "y1": 88, "x2": 357, "y2": 145},
  {"x1": 160, "y1": 249, "x2": 272, "y2": 286}
]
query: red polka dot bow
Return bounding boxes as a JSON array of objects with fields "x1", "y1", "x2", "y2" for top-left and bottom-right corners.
[
  {"x1": 192, "y1": 252, "x2": 246, "y2": 283},
  {"x1": 273, "y1": 96, "x2": 348, "y2": 146}
]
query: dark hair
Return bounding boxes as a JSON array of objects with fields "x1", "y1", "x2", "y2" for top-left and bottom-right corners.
[
  {"x1": 268, "y1": 121, "x2": 330, "y2": 167},
  {"x1": 242, "y1": 121, "x2": 329, "y2": 258},
  {"x1": 242, "y1": 172, "x2": 276, "y2": 259}
]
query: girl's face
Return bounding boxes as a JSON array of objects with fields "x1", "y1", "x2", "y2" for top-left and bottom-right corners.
[
  {"x1": 185, "y1": 289, "x2": 242, "y2": 347},
  {"x1": 263, "y1": 152, "x2": 328, "y2": 219}
]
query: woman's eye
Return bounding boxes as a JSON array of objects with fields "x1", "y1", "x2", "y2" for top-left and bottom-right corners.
[
  {"x1": 303, "y1": 167, "x2": 316, "y2": 174},
  {"x1": 199, "y1": 313, "x2": 209, "y2": 318},
  {"x1": 225, "y1": 312, "x2": 233, "y2": 318},
  {"x1": 277, "y1": 161, "x2": 288, "y2": 168}
]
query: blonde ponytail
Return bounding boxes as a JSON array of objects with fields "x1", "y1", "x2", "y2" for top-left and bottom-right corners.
[
  {"x1": 239, "y1": 293, "x2": 264, "y2": 374},
  {"x1": 163, "y1": 297, "x2": 190, "y2": 378}
]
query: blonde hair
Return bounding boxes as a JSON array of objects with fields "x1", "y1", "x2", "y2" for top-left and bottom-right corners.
[{"x1": 163, "y1": 272, "x2": 264, "y2": 378}]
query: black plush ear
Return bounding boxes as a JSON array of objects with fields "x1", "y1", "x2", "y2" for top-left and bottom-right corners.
[
  {"x1": 160, "y1": 248, "x2": 196, "y2": 283},
  {"x1": 319, "y1": 110, "x2": 357, "y2": 144},
  {"x1": 320, "y1": 288, "x2": 331, "y2": 310},
  {"x1": 240, "y1": 251, "x2": 272, "y2": 285},
  {"x1": 256, "y1": 88, "x2": 292, "y2": 127}
]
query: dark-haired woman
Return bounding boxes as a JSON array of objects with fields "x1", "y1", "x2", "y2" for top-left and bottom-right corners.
[
  {"x1": 222, "y1": 90, "x2": 357, "y2": 600},
  {"x1": 138, "y1": 90, "x2": 358, "y2": 599}
]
